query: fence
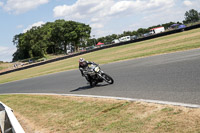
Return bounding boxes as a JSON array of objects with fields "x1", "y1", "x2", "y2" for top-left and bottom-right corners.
[{"x1": 0, "y1": 102, "x2": 25, "y2": 133}]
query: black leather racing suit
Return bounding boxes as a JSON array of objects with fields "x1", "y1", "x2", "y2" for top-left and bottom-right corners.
[{"x1": 79, "y1": 61, "x2": 98, "y2": 82}]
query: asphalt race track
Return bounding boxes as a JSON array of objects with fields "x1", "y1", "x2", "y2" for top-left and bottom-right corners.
[{"x1": 0, "y1": 49, "x2": 200, "y2": 106}]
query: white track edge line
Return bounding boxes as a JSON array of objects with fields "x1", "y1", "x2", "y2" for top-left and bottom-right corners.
[{"x1": 1, "y1": 93, "x2": 200, "y2": 108}]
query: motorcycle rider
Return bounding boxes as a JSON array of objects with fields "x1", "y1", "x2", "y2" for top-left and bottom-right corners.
[{"x1": 79, "y1": 58, "x2": 98, "y2": 82}]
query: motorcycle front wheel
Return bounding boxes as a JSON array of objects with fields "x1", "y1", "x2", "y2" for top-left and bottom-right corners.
[{"x1": 102, "y1": 73, "x2": 114, "y2": 84}]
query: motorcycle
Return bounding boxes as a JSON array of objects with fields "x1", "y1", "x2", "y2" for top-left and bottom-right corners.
[{"x1": 83, "y1": 64, "x2": 114, "y2": 87}]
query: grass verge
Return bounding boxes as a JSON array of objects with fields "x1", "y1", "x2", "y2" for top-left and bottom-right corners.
[
  {"x1": 0, "y1": 28, "x2": 200, "y2": 84},
  {"x1": 0, "y1": 94, "x2": 200, "y2": 133},
  {"x1": 0, "y1": 62, "x2": 14, "y2": 71}
]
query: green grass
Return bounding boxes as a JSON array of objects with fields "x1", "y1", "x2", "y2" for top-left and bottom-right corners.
[
  {"x1": 0, "y1": 66, "x2": 4, "y2": 70},
  {"x1": 0, "y1": 94, "x2": 200, "y2": 132},
  {"x1": 0, "y1": 62, "x2": 13, "y2": 71},
  {"x1": 0, "y1": 28, "x2": 200, "y2": 84}
]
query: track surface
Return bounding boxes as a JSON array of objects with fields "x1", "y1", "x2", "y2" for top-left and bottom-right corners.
[{"x1": 0, "y1": 49, "x2": 200, "y2": 105}]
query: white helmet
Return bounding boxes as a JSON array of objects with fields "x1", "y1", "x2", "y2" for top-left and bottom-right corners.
[
  {"x1": 79, "y1": 58, "x2": 87, "y2": 66},
  {"x1": 79, "y1": 58, "x2": 85, "y2": 63}
]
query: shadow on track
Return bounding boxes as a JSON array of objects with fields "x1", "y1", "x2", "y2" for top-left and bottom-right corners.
[{"x1": 70, "y1": 84, "x2": 109, "y2": 92}]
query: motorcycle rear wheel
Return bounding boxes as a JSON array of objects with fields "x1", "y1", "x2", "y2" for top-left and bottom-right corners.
[{"x1": 90, "y1": 81, "x2": 97, "y2": 87}]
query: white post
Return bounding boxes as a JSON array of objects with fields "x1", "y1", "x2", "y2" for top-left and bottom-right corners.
[
  {"x1": 0, "y1": 110, "x2": 6, "y2": 132},
  {"x1": 0, "y1": 102, "x2": 25, "y2": 133}
]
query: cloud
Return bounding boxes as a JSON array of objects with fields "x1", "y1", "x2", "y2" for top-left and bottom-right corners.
[
  {"x1": 0, "y1": 46, "x2": 16, "y2": 62},
  {"x1": 90, "y1": 23, "x2": 104, "y2": 29},
  {"x1": 3, "y1": 0, "x2": 49, "y2": 14},
  {"x1": 52, "y1": 0, "x2": 185, "y2": 38},
  {"x1": 109, "y1": 0, "x2": 175, "y2": 16},
  {"x1": 23, "y1": 21, "x2": 45, "y2": 33},
  {"x1": 54, "y1": 0, "x2": 174, "y2": 19},
  {"x1": 17, "y1": 25, "x2": 24, "y2": 29},
  {"x1": 183, "y1": 0, "x2": 193, "y2": 6},
  {"x1": 0, "y1": 1, "x2": 4, "y2": 7},
  {"x1": 53, "y1": 0, "x2": 113, "y2": 19}
]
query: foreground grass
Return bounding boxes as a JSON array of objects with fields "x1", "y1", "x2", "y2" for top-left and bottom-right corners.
[
  {"x1": 0, "y1": 94, "x2": 200, "y2": 133},
  {"x1": 0, "y1": 28, "x2": 200, "y2": 84}
]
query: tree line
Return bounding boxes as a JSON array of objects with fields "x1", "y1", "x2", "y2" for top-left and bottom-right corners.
[
  {"x1": 12, "y1": 9, "x2": 200, "y2": 62},
  {"x1": 13, "y1": 20, "x2": 91, "y2": 61},
  {"x1": 88, "y1": 21, "x2": 178, "y2": 46},
  {"x1": 88, "y1": 9, "x2": 200, "y2": 45}
]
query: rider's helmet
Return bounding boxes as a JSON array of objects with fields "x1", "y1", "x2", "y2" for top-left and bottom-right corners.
[{"x1": 79, "y1": 58, "x2": 87, "y2": 67}]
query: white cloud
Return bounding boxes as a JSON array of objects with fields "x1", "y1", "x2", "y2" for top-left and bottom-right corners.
[
  {"x1": 91, "y1": 18, "x2": 100, "y2": 22},
  {"x1": 23, "y1": 21, "x2": 45, "y2": 33},
  {"x1": 0, "y1": 46, "x2": 16, "y2": 62},
  {"x1": 108, "y1": 1, "x2": 134, "y2": 16},
  {"x1": 3, "y1": 0, "x2": 49, "y2": 14},
  {"x1": 91, "y1": 23, "x2": 104, "y2": 29},
  {"x1": 187, "y1": 0, "x2": 200, "y2": 9},
  {"x1": 53, "y1": 0, "x2": 113, "y2": 19},
  {"x1": 183, "y1": 0, "x2": 193, "y2": 6},
  {"x1": 16, "y1": 25, "x2": 24, "y2": 29},
  {"x1": 53, "y1": 0, "x2": 174, "y2": 19},
  {"x1": 53, "y1": 0, "x2": 175, "y2": 29},
  {"x1": 142, "y1": 8, "x2": 183, "y2": 28},
  {"x1": 109, "y1": 0, "x2": 175, "y2": 16},
  {"x1": 0, "y1": 1, "x2": 4, "y2": 7}
]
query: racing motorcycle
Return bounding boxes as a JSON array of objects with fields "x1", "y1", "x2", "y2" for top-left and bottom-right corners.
[{"x1": 83, "y1": 64, "x2": 114, "y2": 87}]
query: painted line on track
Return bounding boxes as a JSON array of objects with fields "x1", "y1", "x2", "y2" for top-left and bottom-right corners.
[{"x1": 1, "y1": 93, "x2": 200, "y2": 108}]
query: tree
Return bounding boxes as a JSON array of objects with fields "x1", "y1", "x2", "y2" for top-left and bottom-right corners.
[
  {"x1": 123, "y1": 31, "x2": 133, "y2": 36},
  {"x1": 161, "y1": 22, "x2": 175, "y2": 29},
  {"x1": 73, "y1": 21, "x2": 91, "y2": 51},
  {"x1": 137, "y1": 28, "x2": 149, "y2": 37},
  {"x1": 183, "y1": 9, "x2": 200, "y2": 24},
  {"x1": 12, "y1": 33, "x2": 31, "y2": 61},
  {"x1": 97, "y1": 37, "x2": 105, "y2": 44},
  {"x1": 12, "y1": 20, "x2": 91, "y2": 61},
  {"x1": 86, "y1": 38, "x2": 97, "y2": 46}
]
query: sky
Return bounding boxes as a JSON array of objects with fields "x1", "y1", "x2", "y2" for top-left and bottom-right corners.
[{"x1": 0, "y1": 0, "x2": 199, "y2": 62}]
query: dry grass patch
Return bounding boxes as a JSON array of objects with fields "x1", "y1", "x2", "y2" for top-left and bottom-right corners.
[
  {"x1": 0, "y1": 94, "x2": 200, "y2": 133},
  {"x1": 0, "y1": 62, "x2": 14, "y2": 71}
]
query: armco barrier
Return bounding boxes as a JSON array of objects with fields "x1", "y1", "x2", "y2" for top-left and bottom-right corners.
[
  {"x1": 0, "y1": 102, "x2": 25, "y2": 133},
  {"x1": 0, "y1": 23, "x2": 200, "y2": 76}
]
